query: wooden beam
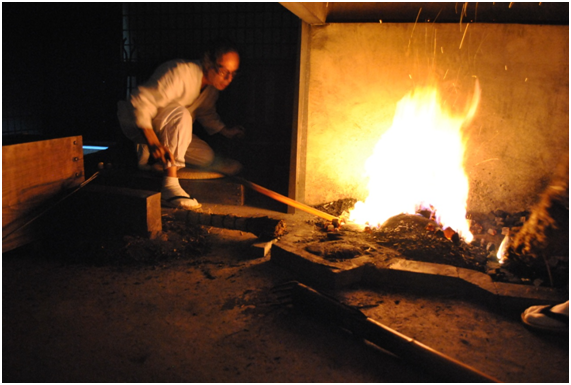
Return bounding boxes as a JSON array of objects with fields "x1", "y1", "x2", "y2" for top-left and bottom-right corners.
[
  {"x1": 280, "y1": 2, "x2": 328, "y2": 25},
  {"x1": 288, "y1": 21, "x2": 311, "y2": 212},
  {"x1": 2, "y1": 136, "x2": 84, "y2": 252}
]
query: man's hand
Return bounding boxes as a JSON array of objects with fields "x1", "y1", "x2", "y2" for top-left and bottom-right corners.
[
  {"x1": 220, "y1": 125, "x2": 246, "y2": 139},
  {"x1": 149, "y1": 143, "x2": 175, "y2": 166},
  {"x1": 141, "y1": 128, "x2": 175, "y2": 166}
]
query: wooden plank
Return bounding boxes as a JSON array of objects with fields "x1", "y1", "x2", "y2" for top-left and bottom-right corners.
[{"x1": 2, "y1": 136, "x2": 84, "y2": 252}]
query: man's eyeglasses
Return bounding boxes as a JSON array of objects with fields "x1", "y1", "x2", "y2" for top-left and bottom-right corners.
[{"x1": 215, "y1": 64, "x2": 239, "y2": 80}]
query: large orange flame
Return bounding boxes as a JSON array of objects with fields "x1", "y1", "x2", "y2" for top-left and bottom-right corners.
[{"x1": 349, "y1": 81, "x2": 480, "y2": 243}]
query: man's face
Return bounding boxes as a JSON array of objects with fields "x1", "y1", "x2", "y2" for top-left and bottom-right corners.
[{"x1": 207, "y1": 51, "x2": 240, "y2": 91}]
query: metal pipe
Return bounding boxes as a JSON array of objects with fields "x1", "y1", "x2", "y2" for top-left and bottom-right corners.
[{"x1": 231, "y1": 176, "x2": 338, "y2": 222}]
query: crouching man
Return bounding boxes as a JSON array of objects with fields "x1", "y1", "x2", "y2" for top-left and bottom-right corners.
[{"x1": 117, "y1": 38, "x2": 245, "y2": 209}]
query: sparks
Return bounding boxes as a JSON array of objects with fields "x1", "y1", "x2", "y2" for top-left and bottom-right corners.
[
  {"x1": 407, "y1": 8, "x2": 422, "y2": 53},
  {"x1": 459, "y1": 23, "x2": 470, "y2": 49}
]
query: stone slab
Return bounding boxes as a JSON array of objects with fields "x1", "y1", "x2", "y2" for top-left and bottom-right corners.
[{"x1": 271, "y1": 235, "x2": 566, "y2": 311}]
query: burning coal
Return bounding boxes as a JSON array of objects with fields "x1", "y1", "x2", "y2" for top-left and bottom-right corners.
[{"x1": 349, "y1": 81, "x2": 481, "y2": 243}]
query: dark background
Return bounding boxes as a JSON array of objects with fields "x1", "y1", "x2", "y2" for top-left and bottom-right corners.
[{"x1": 3, "y1": 3, "x2": 301, "y2": 195}]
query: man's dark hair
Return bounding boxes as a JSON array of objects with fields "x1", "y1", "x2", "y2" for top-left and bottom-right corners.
[{"x1": 201, "y1": 38, "x2": 239, "y2": 70}]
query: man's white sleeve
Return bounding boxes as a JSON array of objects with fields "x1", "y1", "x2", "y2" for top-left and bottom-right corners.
[{"x1": 130, "y1": 61, "x2": 189, "y2": 129}]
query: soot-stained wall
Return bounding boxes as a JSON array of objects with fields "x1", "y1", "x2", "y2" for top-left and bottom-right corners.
[{"x1": 302, "y1": 23, "x2": 569, "y2": 214}]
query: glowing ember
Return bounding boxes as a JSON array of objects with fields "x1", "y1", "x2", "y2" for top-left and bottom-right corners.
[{"x1": 349, "y1": 82, "x2": 480, "y2": 243}]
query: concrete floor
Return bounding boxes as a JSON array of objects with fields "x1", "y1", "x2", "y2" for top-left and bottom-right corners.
[{"x1": 2, "y1": 204, "x2": 568, "y2": 383}]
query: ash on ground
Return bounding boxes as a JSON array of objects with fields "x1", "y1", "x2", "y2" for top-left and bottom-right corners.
[{"x1": 40, "y1": 211, "x2": 210, "y2": 266}]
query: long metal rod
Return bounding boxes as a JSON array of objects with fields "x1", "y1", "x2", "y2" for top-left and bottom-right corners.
[
  {"x1": 231, "y1": 176, "x2": 338, "y2": 222},
  {"x1": 281, "y1": 281, "x2": 501, "y2": 383}
]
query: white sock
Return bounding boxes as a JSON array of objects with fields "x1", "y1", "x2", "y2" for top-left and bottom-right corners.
[
  {"x1": 161, "y1": 176, "x2": 200, "y2": 209},
  {"x1": 161, "y1": 176, "x2": 190, "y2": 200}
]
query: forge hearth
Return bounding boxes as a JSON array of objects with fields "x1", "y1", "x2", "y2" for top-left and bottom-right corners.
[
  {"x1": 271, "y1": 206, "x2": 566, "y2": 312},
  {"x1": 297, "y1": 214, "x2": 489, "y2": 271}
]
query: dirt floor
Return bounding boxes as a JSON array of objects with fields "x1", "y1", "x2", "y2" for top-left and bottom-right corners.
[{"x1": 2, "y1": 203, "x2": 569, "y2": 383}]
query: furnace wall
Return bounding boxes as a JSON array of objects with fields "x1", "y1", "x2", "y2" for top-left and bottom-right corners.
[{"x1": 300, "y1": 23, "x2": 569, "y2": 214}]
